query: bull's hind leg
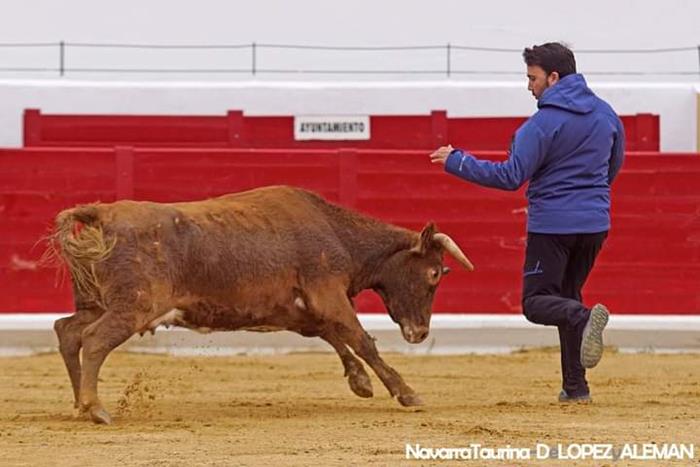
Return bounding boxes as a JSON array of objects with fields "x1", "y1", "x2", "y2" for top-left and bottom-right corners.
[
  {"x1": 54, "y1": 306, "x2": 104, "y2": 409},
  {"x1": 79, "y1": 312, "x2": 135, "y2": 424},
  {"x1": 321, "y1": 334, "x2": 373, "y2": 398}
]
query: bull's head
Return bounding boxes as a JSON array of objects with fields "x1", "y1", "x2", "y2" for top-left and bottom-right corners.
[{"x1": 373, "y1": 223, "x2": 474, "y2": 344}]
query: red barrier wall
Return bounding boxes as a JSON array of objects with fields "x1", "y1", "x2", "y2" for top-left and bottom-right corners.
[
  {"x1": 23, "y1": 109, "x2": 661, "y2": 151},
  {"x1": 1, "y1": 147, "x2": 698, "y2": 315}
]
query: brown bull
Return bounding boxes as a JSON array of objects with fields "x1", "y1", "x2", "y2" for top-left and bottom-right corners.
[{"x1": 48, "y1": 185, "x2": 473, "y2": 424}]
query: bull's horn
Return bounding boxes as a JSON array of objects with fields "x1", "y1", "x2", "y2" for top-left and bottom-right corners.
[{"x1": 433, "y1": 233, "x2": 475, "y2": 271}]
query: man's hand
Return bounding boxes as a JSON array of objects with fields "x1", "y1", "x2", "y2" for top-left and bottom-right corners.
[{"x1": 429, "y1": 145, "x2": 454, "y2": 165}]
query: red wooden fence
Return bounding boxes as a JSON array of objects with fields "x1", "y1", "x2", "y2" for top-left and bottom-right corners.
[{"x1": 1, "y1": 147, "x2": 697, "y2": 315}]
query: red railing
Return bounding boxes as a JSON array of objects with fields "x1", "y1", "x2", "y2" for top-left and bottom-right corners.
[{"x1": 23, "y1": 109, "x2": 661, "y2": 151}]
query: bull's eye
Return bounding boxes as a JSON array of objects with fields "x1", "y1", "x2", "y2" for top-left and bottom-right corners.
[{"x1": 428, "y1": 268, "x2": 440, "y2": 284}]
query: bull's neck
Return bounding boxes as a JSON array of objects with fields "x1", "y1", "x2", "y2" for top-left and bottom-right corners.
[{"x1": 340, "y1": 221, "x2": 415, "y2": 296}]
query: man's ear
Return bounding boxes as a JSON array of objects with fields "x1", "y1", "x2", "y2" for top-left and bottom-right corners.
[{"x1": 547, "y1": 71, "x2": 560, "y2": 86}]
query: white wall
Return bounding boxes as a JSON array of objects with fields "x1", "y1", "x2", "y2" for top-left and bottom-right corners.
[
  {"x1": 1, "y1": 0, "x2": 700, "y2": 81},
  {"x1": 1, "y1": 80, "x2": 697, "y2": 151}
]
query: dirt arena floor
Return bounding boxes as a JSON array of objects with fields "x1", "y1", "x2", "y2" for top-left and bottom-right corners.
[{"x1": 0, "y1": 348, "x2": 698, "y2": 466}]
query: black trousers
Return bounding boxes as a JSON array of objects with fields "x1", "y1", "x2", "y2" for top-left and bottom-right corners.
[{"x1": 521, "y1": 231, "x2": 608, "y2": 396}]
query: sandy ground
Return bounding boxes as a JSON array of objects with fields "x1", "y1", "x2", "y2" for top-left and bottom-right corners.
[{"x1": 0, "y1": 348, "x2": 698, "y2": 466}]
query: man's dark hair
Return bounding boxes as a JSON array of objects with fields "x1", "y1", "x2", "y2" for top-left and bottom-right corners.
[{"x1": 522, "y1": 42, "x2": 576, "y2": 78}]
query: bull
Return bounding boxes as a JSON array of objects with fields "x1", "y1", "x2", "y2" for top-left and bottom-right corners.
[{"x1": 47, "y1": 185, "x2": 473, "y2": 424}]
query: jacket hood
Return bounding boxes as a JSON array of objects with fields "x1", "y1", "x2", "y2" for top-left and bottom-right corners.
[{"x1": 538, "y1": 73, "x2": 596, "y2": 114}]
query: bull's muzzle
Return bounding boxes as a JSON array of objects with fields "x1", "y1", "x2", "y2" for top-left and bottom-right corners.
[{"x1": 401, "y1": 324, "x2": 429, "y2": 344}]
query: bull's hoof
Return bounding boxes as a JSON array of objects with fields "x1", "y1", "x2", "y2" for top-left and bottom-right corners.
[
  {"x1": 348, "y1": 371, "x2": 373, "y2": 398},
  {"x1": 89, "y1": 407, "x2": 113, "y2": 425},
  {"x1": 73, "y1": 401, "x2": 88, "y2": 419},
  {"x1": 397, "y1": 393, "x2": 423, "y2": 407}
]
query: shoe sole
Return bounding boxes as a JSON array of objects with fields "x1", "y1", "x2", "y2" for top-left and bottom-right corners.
[
  {"x1": 580, "y1": 304, "x2": 609, "y2": 368},
  {"x1": 558, "y1": 396, "x2": 592, "y2": 404},
  {"x1": 558, "y1": 390, "x2": 591, "y2": 403}
]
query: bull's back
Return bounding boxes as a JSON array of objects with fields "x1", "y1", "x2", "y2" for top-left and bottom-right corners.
[{"x1": 93, "y1": 186, "x2": 351, "y2": 294}]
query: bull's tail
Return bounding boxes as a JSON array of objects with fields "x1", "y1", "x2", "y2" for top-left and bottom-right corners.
[{"x1": 43, "y1": 204, "x2": 116, "y2": 305}]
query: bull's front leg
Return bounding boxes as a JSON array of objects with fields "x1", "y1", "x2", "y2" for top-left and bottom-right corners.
[
  {"x1": 340, "y1": 325, "x2": 423, "y2": 407},
  {"x1": 307, "y1": 280, "x2": 422, "y2": 407},
  {"x1": 320, "y1": 333, "x2": 373, "y2": 398}
]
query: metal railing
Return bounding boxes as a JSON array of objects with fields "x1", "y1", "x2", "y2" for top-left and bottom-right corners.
[{"x1": 0, "y1": 42, "x2": 698, "y2": 77}]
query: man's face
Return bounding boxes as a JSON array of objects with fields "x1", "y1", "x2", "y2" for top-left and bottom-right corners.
[{"x1": 527, "y1": 65, "x2": 559, "y2": 100}]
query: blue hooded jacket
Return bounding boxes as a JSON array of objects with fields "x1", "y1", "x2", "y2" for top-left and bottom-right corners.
[{"x1": 445, "y1": 74, "x2": 625, "y2": 234}]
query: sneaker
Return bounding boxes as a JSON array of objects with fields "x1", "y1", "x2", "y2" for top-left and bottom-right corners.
[
  {"x1": 558, "y1": 389, "x2": 591, "y2": 403},
  {"x1": 580, "y1": 303, "x2": 610, "y2": 368}
]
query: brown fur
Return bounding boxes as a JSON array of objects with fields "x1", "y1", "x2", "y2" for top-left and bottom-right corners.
[{"x1": 50, "y1": 185, "x2": 465, "y2": 424}]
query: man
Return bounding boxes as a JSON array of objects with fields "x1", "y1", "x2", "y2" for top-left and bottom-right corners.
[{"x1": 430, "y1": 42, "x2": 625, "y2": 403}]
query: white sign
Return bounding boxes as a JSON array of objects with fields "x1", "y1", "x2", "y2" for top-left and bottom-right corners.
[{"x1": 294, "y1": 115, "x2": 370, "y2": 141}]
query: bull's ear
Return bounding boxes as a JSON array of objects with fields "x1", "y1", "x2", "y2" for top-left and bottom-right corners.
[{"x1": 416, "y1": 222, "x2": 437, "y2": 254}]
